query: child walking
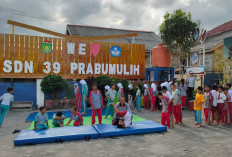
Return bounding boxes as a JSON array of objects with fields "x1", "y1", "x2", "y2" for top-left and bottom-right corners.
[
  {"x1": 34, "y1": 106, "x2": 49, "y2": 130},
  {"x1": 66, "y1": 106, "x2": 83, "y2": 126},
  {"x1": 90, "y1": 83, "x2": 103, "y2": 125},
  {"x1": 52, "y1": 111, "x2": 66, "y2": 127},
  {"x1": 143, "y1": 84, "x2": 150, "y2": 110},
  {"x1": 179, "y1": 79, "x2": 188, "y2": 108},
  {"x1": 217, "y1": 86, "x2": 226, "y2": 125},
  {"x1": 157, "y1": 92, "x2": 170, "y2": 128},
  {"x1": 194, "y1": 86, "x2": 205, "y2": 128},
  {"x1": 170, "y1": 83, "x2": 182, "y2": 124},
  {"x1": 204, "y1": 85, "x2": 213, "y2": 125},
  {"x1": 135, "y1": 84, "x2": 142, "y2": 112},
  {"x1": 105, "y1": 84, "x2": 117, "y2": 118},
  {"x1": 0, "y1": 87, "x2": 14, "y2": 128}
]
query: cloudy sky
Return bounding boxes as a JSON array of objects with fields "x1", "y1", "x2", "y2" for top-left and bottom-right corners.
[{"x1": 0, "y1": 0, "x2": 231, "y2": 37}]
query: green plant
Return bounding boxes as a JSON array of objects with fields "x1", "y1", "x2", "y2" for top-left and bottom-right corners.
[
  {"x1": 159, "y1": 9, "x2": 197, "y2": 56},
  {"x1": 66, "y1": 84, "x2": 74, "y2": 99},
  {"x1": 41, "y1": 75, "x2": 68, "y2": 99}
]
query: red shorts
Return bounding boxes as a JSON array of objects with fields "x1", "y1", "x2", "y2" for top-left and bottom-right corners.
[{"x1": 168, "y1": 102, "x2": 173, "y2": 115}]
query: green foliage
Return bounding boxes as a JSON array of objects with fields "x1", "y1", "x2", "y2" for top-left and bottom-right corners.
[
  {"x1": 66, "y1": 84, "x2": 74, "y2": 99},
  {"x1": 41, "y1": 75, "x2": 68, "y2": 99},
  {"x1": 159, "y1": 9, "x2": 197, "y2": 56},
  {"x1": 96, "y1": 75, "x2": 113, "y2": 86}
]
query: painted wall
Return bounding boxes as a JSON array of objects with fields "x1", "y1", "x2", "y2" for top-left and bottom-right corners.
[
  {"x1": 223, "y1": 37, "x2": 232, "y2": 83},
  {"x1": 0, "y1": 81, "x2": 37, "y2": 108}
]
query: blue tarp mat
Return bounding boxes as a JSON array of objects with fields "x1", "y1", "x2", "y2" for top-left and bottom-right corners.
[
  {"x1": 14, "y1": 126, "x2": 99, "y2": 146},
  {"x1": 25, "y1": 108, "x2": 106, "y2": 122},
  {"x1": 93, "y1": 120, "x2": 167, "y2": 138}
]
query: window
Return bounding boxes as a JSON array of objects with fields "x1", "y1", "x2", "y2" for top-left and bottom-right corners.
[{"x1": 228, "y1": 46, "x2": 232, "y2": 59}]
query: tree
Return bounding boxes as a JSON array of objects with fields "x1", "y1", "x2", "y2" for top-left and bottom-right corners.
[
  {"x1": 41, "y1": 75, "x2": 68, "y2": 99},
  {"x1": 159, "y1": 9, "x2": 197, "y2": 56}
]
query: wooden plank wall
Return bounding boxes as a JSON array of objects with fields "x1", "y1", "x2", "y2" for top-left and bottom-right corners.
[{"x1": 0, "y1": 33, "x2": 145, "y2": 79}]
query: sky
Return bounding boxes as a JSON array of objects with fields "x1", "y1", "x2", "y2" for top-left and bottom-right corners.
[{"x1": 0, "y1": 0, "x2": 231, "y2": 37}]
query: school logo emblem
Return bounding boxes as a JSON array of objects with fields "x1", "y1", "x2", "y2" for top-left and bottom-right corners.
[
  {"x1": 42, "y1": 41, "x2": 52, "y2": 54},
  {"x1": 110, "y1": 45, "x2": 121, "y2": 57}
]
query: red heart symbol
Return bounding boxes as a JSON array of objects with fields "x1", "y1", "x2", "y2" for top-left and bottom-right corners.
[{"x1": 90, "y1": 43, "x2": 100, "y2": 57}]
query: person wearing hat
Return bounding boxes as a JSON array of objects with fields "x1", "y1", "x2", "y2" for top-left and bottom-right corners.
[{"x1": 143, "y1": 84, "x2": 150, "y2": 109}]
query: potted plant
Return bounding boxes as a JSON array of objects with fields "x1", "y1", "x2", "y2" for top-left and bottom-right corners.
[{"x1": 41, "y1": 75, "x2": 68, "y2": 109}]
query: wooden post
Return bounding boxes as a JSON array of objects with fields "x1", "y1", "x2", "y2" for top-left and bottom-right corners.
[{"x1": 12, "y1": 25, "x2": 14, "y2": 34}]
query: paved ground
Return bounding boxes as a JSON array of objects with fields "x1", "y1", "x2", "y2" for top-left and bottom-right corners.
[{"x1": 0, "y1": 108, "x2": 231, "y2": 157}]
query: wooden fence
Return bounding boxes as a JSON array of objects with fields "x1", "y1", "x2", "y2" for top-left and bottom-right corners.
[{"x1": 0, "y1": 33, "x2": 145, "y2": 79}]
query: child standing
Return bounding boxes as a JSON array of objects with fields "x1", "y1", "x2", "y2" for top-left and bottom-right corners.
[
  {"x1": 194, "y1": 86, "x2": 205, "y2": 128},
  {"x1": 74, "y1": 83, "x2": 82, "y2": 112},
  {"x1": 226, "y1": 83, "x2": 232, "y2": 124},
  {"x1": 66, "y1": 106, "x2": 83, "y2": 126},
  {"x1": 161, "y1": 86, "x2": 174, "y2": 128},
  {"x1": 105, "y1": 84, "x2": 117, "y2": 119},
  {"x1": 170, "y1": 83, "x2": 182, "y2": 124},
  {"x1": 0, "y1": 87, "x2": 14, "y2": 128},
  {"x1": 150, "y1": 83, "x2": 157, "y2": 111},
  {"x1": 179, "y1": 79, "x2": 188, "y2": 108},
  {"x1": 135, "y1": 84, "x2": 142, "y2": 112},
  {"x1": 204, "y1": 85, "x2": 213, "y2": 125},
  {"x1": 128, "y1": 84, "x2": 134, "y2": 110},
  {"x1": 217, "y1": 86, "x2": 226, "y2": 125},
  {"x1": 224, "y1": 88, "x2": 231, "y2": 125},
  {"x1": 143, "y1": 84, "x2": 150, "y2": 110},
  {"x1": 117, "y1": 83, "x2": 124, "y2": 102},
  {"x1": 34, "y1": 106, "x2": 49, "y2": 130},
  {"x1": 211, "y1": 85, "x2": 218, "y2": 125},
  {"x1": 80, "y1": 79, "x2": 88, "y2": 115},
  {"x1": 52, "y1": 111, "x2": 66, "y2": 127},
  {"x1": 90, "y1": 83, "x2": 103, "y2": 125},
  {"x1": 157, "y1": 92, "x2": 170, "y2": 128}
]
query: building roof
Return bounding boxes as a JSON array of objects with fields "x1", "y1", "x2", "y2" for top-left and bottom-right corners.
[
  {"x1": 191, "y1": 40, "x2": 223, "y2": 53},
  {"x1": 207, "y1": 20, "x2": 232, "y2": 38},
  {"x1": 66, "y1": 24, "x2": 161, "y2": 51}
]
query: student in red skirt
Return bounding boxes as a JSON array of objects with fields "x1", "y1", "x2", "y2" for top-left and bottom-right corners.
[
  {"x1": 179, "y1": 79, "x2": 188, "y2": 108},
  {"x1": 217, "y1": 86, "x2": 226, "y2": 125},
  {"x1": 150, "y1": 83, "x2": 157, "y2": 111},
  {"x1": 224, "y1": 88, "x2": 231, "y2": 125},
  {"x1": 204, "y1": 85, "x2": 213, "y2": 125},
  {"x1": 143, "y1": 84, "x2": 150, "y2": 110}
]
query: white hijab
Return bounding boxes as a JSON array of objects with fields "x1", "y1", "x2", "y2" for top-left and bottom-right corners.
[
  {"x1": 151, "y1": 83, "x2": 157, "y2": 91},
  {"x1": 144, "y1": 84, "x2": 148, "y2": 89},
  {"x1": 105, "y1": 85, "x2": 110, "y2": 90},
  {"x1": 161, "y1": 81, "x2": 169, "y2": 89},
  {"x1": 117, "y1": 83, "x2": 123, "y2": 89},
  {"x1": 128, "y1": 84, "x2": 133, "y2": 90},
  {"x1": 74, "y1": 83, "x2": 79, "y2": 94},
  {"x1": 80, "y1": 79, "x2": 87, "y2": 85}
]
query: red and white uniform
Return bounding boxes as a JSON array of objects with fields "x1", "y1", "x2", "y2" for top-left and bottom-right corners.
[{"x1": 116, "y1": 111, "x2": 132, "y2": 127}]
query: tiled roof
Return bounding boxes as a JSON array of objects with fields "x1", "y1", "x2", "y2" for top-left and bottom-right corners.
[
  {"x1": 207, "y1": 20, "x2": 232, "y2": 37},
  {"x1": 66, "y1": 24, "x2": 161, "y2": 51}
]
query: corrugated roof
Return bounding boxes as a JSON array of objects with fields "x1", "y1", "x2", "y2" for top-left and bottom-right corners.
[
  {"x1": 66, "y1": 24, "x2": 161, "y2": 51},
  {"x1": 207, "y1": 20, "x2": 232, "y2": 38}
]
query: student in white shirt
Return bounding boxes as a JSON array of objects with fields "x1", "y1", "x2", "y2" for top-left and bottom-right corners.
[
  {"x1": 211, "y1": 85, "x2": 218, "y2": 125},
  {"x1": 161, "y1": 86, "x2": 174, "y2": 128},
  {"x1": 0, "y1": 87, "x2": 14, "y2": 127},
  {"x1": 226, "y1": 83, "x2": 232, "y2": 124},
  {"x1": 217, "y1": 86, "x2": 226, "y2": 125}
]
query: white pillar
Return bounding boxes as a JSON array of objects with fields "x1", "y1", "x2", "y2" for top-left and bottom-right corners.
[
  {"x1": 36, "y1": 79, "x2": 44, "y2": 107},
  {"x1": 203, "y1": 44, "x2": 205, "y2": 65}
]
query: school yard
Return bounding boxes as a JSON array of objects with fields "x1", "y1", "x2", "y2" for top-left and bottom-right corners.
[{"x1": 0, "y1": 108, "x2": 231, "y2": 157}]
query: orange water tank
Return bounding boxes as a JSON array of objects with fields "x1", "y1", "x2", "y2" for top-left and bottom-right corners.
[{"x1": 152, "y1": 43, "x2": 171, "y2": 67}]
